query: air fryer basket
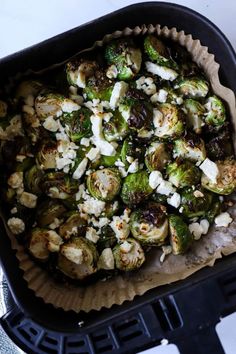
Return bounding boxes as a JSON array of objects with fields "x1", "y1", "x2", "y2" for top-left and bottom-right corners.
[{"x1": 0, "y1": 2, "x2": 236, "y2": 354}]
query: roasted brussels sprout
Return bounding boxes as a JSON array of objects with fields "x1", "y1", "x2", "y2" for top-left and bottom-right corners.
[
  {"x1": 103, "y1": 110, "x2": 129, "y2": 142},
  {"x1": 25, "y1": 165, "x2": 44, "y2": 194},
  {"x1": 121, "y1": 136, "x2": 145, "y2": 168},
  {"x1": 113, "y1": 238, "x2": 145, "y2": 271},
  {"x1": 206, "y1": 130, "x2": 233, "y2": 161},
  {"x1": 180, "y1": 188, "x2": 213, "y2": 218},
  {"x1": 183, "y1": 99, "x2": 205, "y2": 134},
  {"x1": 121, "y1": 171, "x2": 153, "y2": 206},
  {"x1": 169, "y1": 215, "x2": 193, "y2": 255},
  {"x1": 97, "y1": 225, "x2": 117, "y2": 251},
  {"x1": 145, "y1": 141, "x2": 170, "y2": 171},
  {"x1": 175, "y1": 77, "x2": 209, "y2": 98},
  {"x1": 167, "y1": 160, "x2": 201, "y2": 188},
  {"x1": 42, "y1": 172, "x2": 78, "y2": 199},
  {"x1": 87, "y1": 168, "x2": 121, "y2": 201},
  {"x1": 130, "y1": 202, "x2": 168, "y2": 245},
  {"x1": 204, "y1": 96, "x2": 226, "y2": 129},
  {"x1": 101, "y1": 200, "x2": 120, "y2": 218},
  {"x1": 61, "y1": 107, "x2": 92, "y2": 142},
  {"x1": 83, "y1": 70, "x2": 114, "y2": 101},
  {"x1": 100, "y1": 148, "x2": 121, "y2": 168},
  {"x1": 144, "y1": 35, "x2": 177, "y2": 69},
  {"x1": 59, "y1": 212, "x2": 87, "y2": 240},
  {"x1": 205, "y1": 199, "x2": 222, "y2": 224},
  {"x1": 29, "y1": 228, "x2": 63, "y2": 261},
  {"x1": 173, "y1": 134, "x2": 206, "y2": 162},
  {"x1": 58, "y1": 237, "x2": 98, "y2": 280},
  {"x1": 105, "y1": 38, "x2": 142, "y2": 80},
  {"x1": 36, "y1": 141, "x2": 59, "y2": 170},
  {"x1": 154, "y1": 103, "x2": 184, "y2": 138},
  {"x1": 37, "y1": 200, "x2": 66, "y2": 227},
  {"x1": 201, "y1": 159, "x2": 236, "y2": 195},
  {"x1": 66, "y1": 58, "x2": 98, "y2": 88}
]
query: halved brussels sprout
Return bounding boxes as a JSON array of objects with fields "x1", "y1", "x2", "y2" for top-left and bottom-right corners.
[
  {"x1": 36, "y1": 141, "x2": 59, "y2": 170},
  {"x1": 183, "y1": 99, "x2": 205, "y2": 134},
  {"x1": 62, "y1": 107, "x2": 92, "y2": 142},
  {"x1": 169, "y1": 215, "x2": 193, "y2": 255},
  {"x1": 180, "y1": 188, "x2": 213, "y2": 218},
  {"x1": 87, "y1": 168, "x2": 121, "y2": 201},
  {"x1": 121, "y1": 136, "x2": 145, "y2": 168},
  {"x1": 171, "y1": 43, "x2": 200, "y2": 77},
  {"x1": 97, "y1": 225, "x2": 117, "y2": 251},
  {"x1": 113, "y1": 238, "x2": 145, "y2": 271},
  {"x1": 175, "y1": 77, "x2": 209, "y2": 98},
  {"x1": 144, "y1": 35, "x2": 177, "y2": 69},
  {"x1": 35, "y1": 92, "x2": 79, "y2": 120},
  {"x1": 167, "y1": 160, "x2": 201, "y2": 188},
  {"x1": 15, "y1": 156, "x2": 34, "y2": 172},
  {"x1": 28, "y1": 228, "x2": 63, "y2": 261},
  {"x1": 101, "y1": 200, "x2": 120, "y2": 218},
  {"x1": 173, "y1": 134, "x2": 206, "y2": 162},
  {"x1": 83, "y1": 70, "x2": 114, "y2": 101},
  {"x1": 201, "y1": 159, "x2": 236, "y2": 195},
  {"x1": 66, "y1": 58, "x2": 98, "y2": 87},
  {"x1": 59, "y1": 211, "x2": 87, "y2": 240},
  {"x1": 205, "y1": 198, "x2": 222, "y2": 224},
  {"x1": 103, "y1": 110, "x2": 129, "y2": 142},
  {"x1": 42, "y1": 172, "x2": 78, "y2": 199},
  {"x1": 100, "y1": 148, "x2": 121, "y2": 168},
  {"x1": 145, "y1": 141, "x2": 170, "y2": 171},
  {"x1": 58, "y1": 237, "x2": 98, "y2": 280},
  {"x1": 130, "y1": 202, "x2": 168, "y2": 246},
  {"x1": 206, "y1": 130, "x2": 233, "y2": 161},
  {"x1": 121, "y1": 171, "x2": 153, "y2": 206},
  {"x1": 25, "y1": 165, "x2": 44, "y2": 194},
  {"x1": 204, "y1": 96, "x2": 226, "y2": 128},
  {"x1": 37, "y1": 200, "x2": 66, "y2": 227},
  {"x1": 154, "y1": 103, "x2": 185, "y2": 139},
  {"x1": 105, "y1": 38, "x2": 142, "y2": 80}
]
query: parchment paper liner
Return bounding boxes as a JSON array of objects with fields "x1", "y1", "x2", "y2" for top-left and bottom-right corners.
[{"x1": 3, "y1": 24, "x2": 236, "y2": 313}]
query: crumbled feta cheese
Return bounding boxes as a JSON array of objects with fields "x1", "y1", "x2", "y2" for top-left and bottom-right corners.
[
  {"x1": 46, "y1": 230, "x2": 63, "y2": 252},
  {"x1": 72, "y1": 158, "x2": 88, "y2": 180},
  {"x1": 137, "y1": 128, "x2": 154, "y2": 138},
  {"x1": 80, "y1": 137, "x2": 91, "y2": 147},
  {"x1": 193, "y1": 190, "x2": 204, "y2": 198},
  {"x1": 136, "y1": 76, "x2": 156, "y2": 95},
  {"x1": 49, "y1": 218, "x2": 62, "y2": 230},
  {"x1": 127, "y1": 159, "x2": 139, "y2": 174},
  {"x1": 10, "y1": 207, "x2": 18, "y2": 214},
  {"x1": 167, "y1": 192, "x2": 181, "y2": 208},
  {"x1": 189, "y1": 222, "x2": 203, "y2": 240},
  {"x1": 151, "y1": 89, "x2": 168, "y2": 103},
  {"x1": 115, "y1": 159, "x2": 125, "y2": 168},
  {"x1": 176, "y1": 97, "x2": 183, "y2": 105},
  {"x1": 16, "y1": 154, "x2": 26, "y2": 162},
  {"x1": 79, "y1": 197, "x2": 105, "y2": 217},
  {"x1": 43, "y1": 116, "x2": 60, "y2": 132},
  {"x1": 215, "y1": 212, "x2": 233, "y2": 227},
  {"x1": 85, "y1": 227, "x2": 99, "y2": 243},
  {"x1": 61, "y1": 99, "x2": 79, "y2": 113},
  {"x1": 156, "y1": 180, "x2": 176, "y2": 196},
  {"x1": 61, "y1": 245, "x2": 84, "y2": 265},
  {"x1": 8, "y1": 172, "x2": 23, "y2": 189},
  {"x1": 126, "y1": 156, "x2": 134, "y2": 164},
  {"x1": 160, "y1": 245, "x2": 172, "y2": 263},
  {"x1": 109, "y1": 81, "x2": 128, "y2": 110},
  {"x1": 110, "y1": 216, "x2": 130, "y2": 241},
  {"x1": 145, "y1": 61, "x2": 178, "y2": 81},
  {"x1": 153, "y1": 108, "x2": 163, "y2": 128},
  {"x1": 200, "y1": 219, "x2": 210, "y2": 234},
  {"x1": 75, "y1": 184, "x2": 86, "y2": 201},
  {"x1": 7, "y1": 217, "x2": 25, "y2": 234},
  {"x1": 0, "y1": 115, "x2": 23, "y2": 140},
  {"x1": 86, "y1": 147, "x2": 100, "y2": 161},
  {"x1": 149, "y1": 171, "x2": 163, "y2": 189},
  {"x1": 106, "y1": 65, "x2": 118, "y2": 79},
  {"x1": 98, "y1": 248, "x2": 115, "y2": 270},
  {"x1": 199, "y1": 158, "x2": 219, "y2": 183},
  {"x1": 19, "y1": 192, "x2": 38, "y2": 208},
  {"x1": 120, "y1": 241, "x2": 133, "y2": 253},
  {"x1": 22, "y1": 104, "x2": 35, "y2": 115},
  {"x1": 56, "y1": 140, "x2": 78, "y2": 171},
  {"x1": 90, "y1": 114, "x2": 116, "y2": 156},
  {"x1": 118, "y1": 167, "x2": 128, "y2": 178}
]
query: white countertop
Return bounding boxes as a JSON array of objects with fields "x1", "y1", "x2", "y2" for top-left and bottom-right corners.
[{"x1": 0, "y1": 1, "x2": 236, "y2": 354}]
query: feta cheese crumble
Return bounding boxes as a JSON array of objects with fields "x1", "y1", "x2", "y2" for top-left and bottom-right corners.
[
  {"x1": 214, "y1": 212, "x2": 233, "y2": 227},
  {"x1": 85, "y1": 227, "x2": 100, "y2": 243},
  {"x1": 109, "y1": 81, "x2": 128, "y2": 110},
  {"x1": 98, "y1": 248, "x2": 115, "y2": 270},
  {"x1": 145, "y1": 61, "x2": 178, "y2": 81},
  {"x1": 7, "y1": 217, "x2": 25, "y2": 234},
  {"x1": 199, "y1": 158, "x2": 219, "y2": 183},
  {"x1": 149, "y1": 171, "x2": 163, "y2": 189},
  {"x1": 72, "y1": 158, "x2": 88, "y2": 180},
  {"x1": 19, "y1": 192, "x2": 38, "y2": 208},
  {"x1": 167, "y1": 192, "x2": 181, "y2": 208}
]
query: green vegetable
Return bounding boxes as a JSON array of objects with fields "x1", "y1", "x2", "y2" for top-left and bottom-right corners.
[
  {"x1": 36, "y1": 200, "x2": 66, "y2": 227},
  {"x1": 173, "y1": 134, "x2": 206, "y2": 162},
  {"x1": 62, "y1": 107, "x2": 92, "y2": 142},
  {"x1": 121, "y1": 136, "x2": 145, "y2": 168},
  {"x1": 180, "y1": 188, "x2": 213, "y2": 218},
  {"x1": 204, "y1": 96, "x2": 226, "y2": 129},
  {"x1": 66, "y1": 58, "x2": 98, "y2": 87},
  {"x1": 113, "y1": 238, "x2": 145, "y2": 271},
  {"x1": 36, "y1": 141, "x2": 59, "y2": 170},
  {"x1": 42, "y1": 172, "x2": 78, "y2": 199},
  {"x1": 144, "y1": 35, "x2": 177, "y2": 69},
  {"x1": 97, "y1": 225, "x2": 117, "y2": 251},
  {"x1": 169, "y1": 215, "x2": 193, "y2": 255},
  {"x1": 145, "y1": 141, "x2": 170, "y2": 171},
  {"x1": 29, "y1": 228, "x2": 63, "y2": 261},
  {"x1": 59, "y1": 211, "x2": 87, "y2": 239},
  {"x1": 103, "y1": 110, "x2": 129, "y2": 142},
  {"x1": 167, "y1": 160, "x2": 201, "y2": 188},
  {"x1": 87, "y1": 168, "x2": 121, "y2": 201},
  {"x1": 121, "y1": 171, "x2": 153, "y2": 206},
  {"x1": 83, "y1": 70, "x2": 114, "y2": 101},
  {"x1": 175, "y1": 77, "x2": 209, "y2": 98},
  {"x1": 184, "y1": 99, "x2": 205, "y2": 134},
  {"x1": 25, "y1": 165, "x2": 44, "y2": 194},
  {"x1": 154, "y1": 103, "x2": 185, "y2": 138}
]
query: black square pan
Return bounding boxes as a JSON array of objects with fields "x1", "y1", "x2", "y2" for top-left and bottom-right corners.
[{"x1": 0, "y1": 2, "x2": 236, "y2": 354}]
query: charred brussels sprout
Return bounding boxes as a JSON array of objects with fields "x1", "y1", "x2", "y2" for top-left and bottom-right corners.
[
  {"x1": 25, "y1": 165, "x2": 44, "y2": 194},
  {"x1": 103, "y1": 110, "x2": 129, "y2": 142},
  {"x1": 179, "y1": 188, "x2": 213, "y2": 218},
  {"x1": 144, "y1": 35, "x2": 177, "y2": 69},
  {"x1": 29, "y1": 228, "x2": 63, "y2": 261},
  {"x1": 169, "y1": 215, "x2": 193, "y2": 255},
  {"x1": 37, "y1": 200, "x2": 66, "y2": 227},
  {"x1": 66, "y1": 58, "x2": 98, "y2": 88},
  {"x1": 97, "y1": 225, "x2": 117, "y2": 251},
  {"x1": 167, "y1": 161, "x2": 201, "y2": 188},
  {"x1": 42, "y1": 172, "x2": 78, "y2": 199},
  {"x1": 58, "y1": 237, "x2": 98, "y2": 280},
  {"x1": 145, "y1": 141, "x2": 170, "y2": 171},
  {"x1": 101, "y1": 201, "x2": 120, "y2": 218},
  {"x1": 113, "y1": 238, "x2": 145, "y2": 271},
  {"x1": 204, "y1": 96, "x2": 226, "y2": 129},
  {"x1": 121, "y1": 136, "x2": 145, "y2": 167},
  {"x1": 206, "y1": 130, "x2": 233, "y2": 161},
  {"x1": 36, "y1": 140, "x2": 59, "y2": 170},
  {"x1": 183, "y1": 99, "x2": 205, "y2": 134},
  {"x1": 105, "y1": 38, "x2": 142, "y2": 80},
  {"x1": 121, "y1": 171, "x2": 153, "y2": 206},
  {"x1": 154, "y1": 103, "x2": 184, "y2": 138},
  {"x1": 59, "y1": 212, "x2": 87, "y2": 240},
  {"x1": 175, "y1": 77, "x2": 209, "y2": 98},
  {"x1": 62, "y1": 107, "x2": 92, "y2": 142},
  {"x1": 130, "y1": 202, "x2": 168, "y2": 246},
  {"x1": 173, "y1": 134, "x2": 206, "y2": 162},
  {"x1": 87, "y1": 168, "x2": 121, "y2": 201},
  {"x1": 83, "y1": 70, "x2": 114, "y2": 101},
  {"x1": 205, "y1": 199, "x2": 222, "y2": 224},
  {"x1": 201, "y1": 159, "x2": 236, "y2": 195}
]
